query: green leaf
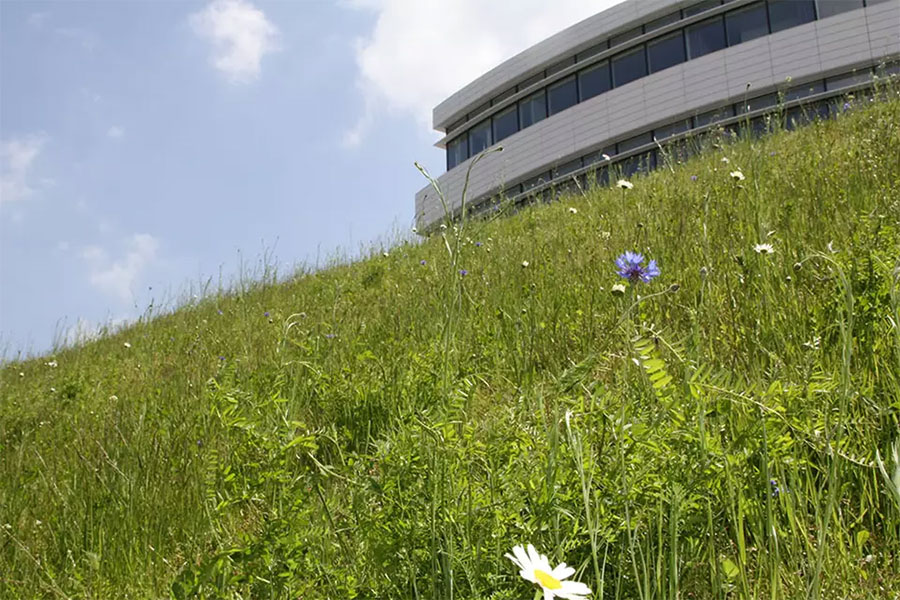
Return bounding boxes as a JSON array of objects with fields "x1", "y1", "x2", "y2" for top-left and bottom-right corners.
[{"x1": 721, "y1": 558, "x2": 740, "y2": 579}]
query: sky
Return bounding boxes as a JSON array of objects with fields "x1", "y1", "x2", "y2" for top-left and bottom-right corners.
[{"x1": 0, "y1": 0, "x2": 622, "y2": 357}]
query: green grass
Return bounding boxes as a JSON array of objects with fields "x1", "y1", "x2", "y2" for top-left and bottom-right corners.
[{"x1": 2, "y1": 91, "x2": 900, "y2": 600}]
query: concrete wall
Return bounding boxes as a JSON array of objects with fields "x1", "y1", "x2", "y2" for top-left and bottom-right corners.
[{"x1": 415, "y1": 1, "x2": 899, "y2": 230}]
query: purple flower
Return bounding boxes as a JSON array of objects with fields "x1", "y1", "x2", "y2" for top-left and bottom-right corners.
[
  {"x1": 690, "y1": 175, "x2": 698, "y2": 181},
  {"x1": 843, "y1": 102, "x2": 851, "y2": 111},
  {"x1": 264, "y1": 311, "x2": 270, "y2": 317},
  {"x1": 459, "y1": 269, "x2": 468, "y2": 276},
  {"x1": 218, "y1": 356, "x2": 225, "y2": 361},
  {"x1": 615, "y1": 251, "x2": 660, "y2": 284},
  {"x1": 420, "y1": 259, "x2": 426, "y2": 265},
  {"x1": 475, "y1": 241, "x2": 483, "y2": 247},
  {"x1": 324, "y1": 333, "x2": 336, "y2": 339},
  {"x1": 217, "y1": 309, "x2": 223, "y2": 315}
]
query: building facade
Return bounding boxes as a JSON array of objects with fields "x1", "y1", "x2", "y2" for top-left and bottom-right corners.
[{"x1": 414, "y1": 0, "x2": 899, "y2": 231}]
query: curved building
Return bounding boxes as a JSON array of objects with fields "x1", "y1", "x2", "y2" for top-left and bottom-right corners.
[{"x1": 414, "y1": 0, "x2": 899, "y2": 231}]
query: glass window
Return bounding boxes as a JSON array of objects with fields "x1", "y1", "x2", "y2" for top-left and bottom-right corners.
[
  {"x1": 518, "y1": 72, "x2": 544, "y2": 91},
  {"x1": 686, "y1": 16, "x2": 726, "y2": 59},
  {"x1": 446, "y1": 135, "x2": 468, "y2": 170},
  {"x1": 618, "y1": 132, "x2": 653, "y2": 153},
  {"x1": 683, "y1": 0, "x2": 721, "y2": 18},
  {"x1": 736, "y1": 92, "x2": 777, "y2": 114},
  {"x1": 622, "y1": 151, "x2": 656, "y2": 176},
  {"x1": 519, "y1": 90, "x2": 547, "y2": 128},
  {"x1": 784, "y1": 80, "x2": 825, "y2": 101},
  {"x1": 694, "y1": 105, "x2": 734, "y2": 126},
  {"x1": 547, "y1": 56, "x2": 576, "y2": 76},
  {"x1": 612, "y1": 46, "x2": 647, "y2": 87},
  {"x1": 578, "y1": 61, "x2": 611, "y2": 100},
  {"x1": 553, "y1": 158, "x2": 583, "y2": 178},
  {"x1": 468, "y1": 119, "x2": 492, "y2": 156},
  {"x1": 610, "y1": 26, "x2": 643, "y2": 47},
  {"x1": 645, "y1": 11, "x2": 681, "y2": 33},
  {"x1": 448, "y1": 116, "x2": 467, "y2": 134},
  {"x1": 768, "y1": 0, "x2": 816, "y2": 34},
  {"x1": 648, "y1": 31, "x2": 685, "y2": 73},
  {"x1": 825, "y1": 70, "x2": 871, "y2": 90},
  {"x1": 655, "y1": 119, "x2": 691, "y2": 139},
  {"x1": 492, "y1": 87, "x2": 516, "y2": 105},
  {"x1": 816, "y1": 0, "x2": 864, "y2": 19},
  {"x1": 583, "y1": 146, "x2": 616, "y2": 165},
  {"x1": 492, "y1": 105, "x2": 518, "y2": 143},
  {"x1": 522, "y1": 172, "x2": 549, "y2": 191},
  {"x1": 576, "y1": 42, "x2": 608, "y2": 62},
  {"x1": 468, "y1": 101, "x2": 490, "y2": 119},
  {"x1": 548, "y1": 76, "x2": 578, "y2": 115},
  {"x1": 725, "y1": 2, "x2": 769, "y2": 46}
]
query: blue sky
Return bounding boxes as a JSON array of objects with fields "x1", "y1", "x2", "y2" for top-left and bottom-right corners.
[{"x1": 0, "y1": 0, "x2": 618, "y2": 357}]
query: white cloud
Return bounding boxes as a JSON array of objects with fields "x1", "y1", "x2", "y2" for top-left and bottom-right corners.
[
  {"x1": 342, "y1": 0, "x2": 624, "y2": 146},
  {"x1": 190, "y1": 0, "x2": 279, "y2": 83},
  {"x1": 107, "y1": 126, "x2": 125, "y2": 139},
  {"x1": 82, "y1": 233, "x2": 160, "y2": 303},
  {"x1": 1, "y1": 134, "x2": 46, "y2": 205}
]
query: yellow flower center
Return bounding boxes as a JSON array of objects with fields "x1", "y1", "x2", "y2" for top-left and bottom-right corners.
[{"x1": 534, "y1": 569, "x2": 563, "y2": 590}]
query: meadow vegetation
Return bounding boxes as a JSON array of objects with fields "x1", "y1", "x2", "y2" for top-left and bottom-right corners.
[{"x1": 2, "y1": 90, "x2": 900, "y2": 599}]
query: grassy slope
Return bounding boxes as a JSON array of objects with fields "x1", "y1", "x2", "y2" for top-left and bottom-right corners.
[{"x1": 2, "y1": 94, "x2": 900, "y2": 600}]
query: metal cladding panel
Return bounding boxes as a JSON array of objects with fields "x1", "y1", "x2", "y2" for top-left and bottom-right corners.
[
  {"x1": 723, "y1": 37, "x2": 774, "y2": 97},
  {"x1": 867, "y1": 0, "x2": 900, "y2": 57},
  {"x1": 817, "y1": 12, "x2": 872, "y2": 73},
  {"x1": 768, "y1": 24, "x2": 822, "y2": 82},
  {"x1": 642, "y1": 68, "x2": 688, "y2": 120},
  {"x1": 571, "y1": 95, "x2": 612, "y2": 148},
  {"x1": 683, "y1": 51, "x2": 729, "y2": 107},
  {"x1": 432, "y1": 0, "x2": 679, "y2": 130}
]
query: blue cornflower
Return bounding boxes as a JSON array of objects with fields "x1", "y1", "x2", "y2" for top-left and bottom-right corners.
[
  {"x1": 615, "y1": 251, "x2": 660, "y2": 284},
  {"x1": 690, "y1": 175, "x2": 698, "y2": 181},
  {"x1": 475, "y1": 241, "x2": 483, "y2": 247},
  {"x1": 459, "y1": 269, "x2": 468, "y2": 276},
  {"x1": 264, "y1": 311, "x2": 270, "y2": 317},
  {"x1": 420, "y1": 259, "x2": 427, "y2": 265}
]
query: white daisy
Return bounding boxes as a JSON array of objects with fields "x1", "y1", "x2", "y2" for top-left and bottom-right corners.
[
  {"x1": 720, "y1": 157, "x2": 730, "y2": 164},
  {"x1": 506, "y1": 544, "x2": 591, "y2": 600},
  {"x1": 568, "y1": 207, "x2": 578, "y2": 214},
  {"x1": 730, "y1": 170, "x2": 745, "y2": 181},
  {"x1": 754, "y1": 243, "x2": 774, "y2": 254},
  {"x1": 616, "y1": 179, "x2": 633, "y2": 190},
  {"x1": 123, "y1": 342, "x2": 132, "y2": 349},
  {"x1": 522, "y1": 260, "x2": 530, "y2": 268}
]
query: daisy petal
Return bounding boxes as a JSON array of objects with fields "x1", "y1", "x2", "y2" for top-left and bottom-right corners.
[{"x1": 552, "y1": 563, "x2": 575, "y2": 580}]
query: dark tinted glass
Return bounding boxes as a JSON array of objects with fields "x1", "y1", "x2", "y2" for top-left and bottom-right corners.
[
  {"x1": 583, "y1": 146, "x2": 616, "y2": 165},
  {"x1": 522, "y1": 172, "x2": 549, "y2": 191},
  {"x1": 816, "y1": 0, "x2": 863, "y2": 18},
  {"x1": 578, "y1": 62, "x2": 611, "y2": 100},
  {"x1": 686, "y1": 16, "x2": 726, "y2": 59},
  {"x1": 519, "y1": 91, "x2": 547, "y2": 128},
  {"x1": 683, "y1": 0, "x2": 721, "y2": 18},
  {"x1": 825, "y1": 70, "x2": 871, "y2": 90},
  {"x1": 446, "y1": 136, "x2": 468, "y2": 170},
  {"x1": 611, "y1": 46, "x2": 647, "y2": 87},
  {"x1": 725, "y1": 2, "x2": 769, "y2": 46},
  {"x1": 492, "y1": 105, "x2": 518, "y2": 142},
  {"x1": 576, "y1": 42, "x2": 607, "y2": 62},
  {"x1": 768, "y1": 0, "x2": 816, "y2": 34},
  {"x1": 645, "y1": 11, "x2": 681, "y2": 33},
  {"x1": 553, "y1": 158, "x2": 583, "y2": 178},
  {"x1": 648, "y1": 31, "x2": 685, "y2": 73},
  {"x1": 654, "y1": 119, "x2": 691, "y2": 139},
  {"x1": 547, "y1": 56, "x2": 576, "y2": 76},
  {"x1": 548, "y1": 76, "x2": 578, "y2": 115},
  {"x1": 784, "y1": 80, "x2": 825, "y2": 101},
  {"x1": 492, "y1": 87, "x2": 516, "y2": 105},
  {"x1": 468, "y1": 119, "x2": 492, "y2": 155},
  {"x1": 618, "y1": 132, "x2": 653, "y2": 153},
  {"x1": 736, "y1": 92, "x2": 777, "y2": 114},
  {"x1": 610, "y1": 26, "x2": 643, "y2": 47},
  {"x1": 694, "y1": 105, "x2": 734, "y2": 126}
]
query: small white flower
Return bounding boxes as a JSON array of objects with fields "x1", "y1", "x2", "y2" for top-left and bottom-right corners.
[
  {"x1": 440, "y1": 223, "x2": 448, "y2": 231},
  {"x1": 46, "y1": 360, "x2": 58, "y2": 368},
  {"x1": 611, "y1": 283, "x2": 627, "y2": 296},
  {"x1": 521, "y1": 260, "x2": 530, "y2": 268},
  {"x1": 601, "y1": 153, "x2": 611, "y2": 161},
  {"x1": 19, "y1": 372, "x2": 25, "y2": 377},
  {"x1": 568, "y1": 207, "x2": 577, "y2": 214},
  {"x1": 382, "y1": 252, "x2": 389, "y2": 258},
  {"x1": 123, "y1": 342, "x2": 132, "y2": 349},
  {"x1": 109, "y1": 395, "x2": 119, "y2": 401},
  {"x1": 754, "y1": 243, "x2": 774, "y2": 255},
  {"x1": 730, "y1": 170, "x2": 745, "y2": 181},
  {"x1": 506, "y1": 544, "x2": 591, "y2": 600},
  {"x1": 616, "y1": 179, "x2": 633, "y2": 190},
  {"x1": 720, "y1": 157, "x2": 730, "y2": 164},
  {"x1": 411, "y1": 227, "x2": 418, "y2": 234},
  {"x1": 827, "y1": 240, "x2": 837, "y2": 254}
]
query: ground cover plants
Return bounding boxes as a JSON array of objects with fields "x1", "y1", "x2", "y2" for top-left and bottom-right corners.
[{"x1": 2, "y1": 90, "x2": 900, "y2": 599}]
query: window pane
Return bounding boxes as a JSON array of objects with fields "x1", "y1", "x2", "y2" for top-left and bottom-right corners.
[
  {"x1": 578, "y1": 61, "x2": 611, "y2": 100},
  {"x1": 784, "y1": 80, "x2": 825, "y2": 101},
  {"x1": 725, "y1": 2, "x2": 769, "y2": 46},
  {"x1": 610, "y1": 26, "x2": 643, "y2": 47},
  {"x1": 548, "y1": 76, "x2": 578, "y2": 115},
  {"x1": 518, "y1": 72, "x2": 544, "y2": 91},
  {"x1": 683, "y1": 0, "x2": 721, "y2": 18},
  {"x1": 817, "y1": 0, "x2": 863, "y2": 18},
  {"x1": 768, "y1": 0, "x2": 816, "y2": 34},
  {"x1": 648, "y1": 31, "x2": 685, "y2": 73},
  {"x1": 655, "y1": 119, "x2": 691, "y2": 139},
  {"x1": 583, "y1": 146, "x2": 616, "y2": 165},
  {"x1": 686, "y1": 16, "x2": 726, "y2": 59},
  {"x1": 736, "y1": 92, "x2": 777, "y2": 114},
  {"x1": 694, "y1": 105, "x2": 734, "y2": 126},
  {"x1": 612, "y1": 46, "x2": 647, "y2": 87},
  {"x1": 576, "y1": 41, "x2": 608, "y2": 62},
  {"x1": 492, "y1": 105, "x2": 518, "y2": 142},
  {"x1": 547, "y1": 56, "x2": 576, "y2": 76},
  {"x1": 446, "y1": 136, "x2": 468, "y2": 170},
  {"x1": 553, "y1": 158, "x2": 583, "y2": 178},
  {"x1": 645, "y1": 11, "x2": 681, "y2": 33},
  {"x1": 825, "y1": 69, "x2": 871, "y2": 90},
  {"x1": 519, "y1": 91, "x2": 547, "y2": 128},
  {"x1": 468, "y1": 119, "x2": 492, "y2": 156},
  {"x1": 618, "y1": 132, "x2": 653, "y2": 153},
  {"x1": 492, "y1": 86, "x2": 516, "y2": 105}
]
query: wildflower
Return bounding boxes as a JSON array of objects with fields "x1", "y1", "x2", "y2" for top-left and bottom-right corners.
[
  {"x1": 264, "y1": 311, "x2": 270, "y2": 317},
  {"x1": 506, "y1": 544, "x2": 591, "y2": 600},
  {"x1": 616, "y1": 179, "x2": 633, "y2": 190},
  {"x1": 123, "y1": 342, "x2": 131, "y2": 349},
  {"x1": 700, "y1": 266, "x2": 708, "y2": 278},
  {"x1": 521, "y1": 261, "x2": 530, "y2": 268},
  {"x1": 611, "y1": 283, "x2": 627, "y2": 296},
  {"x1": 420, "y1": 259, "x2": 427, "y2": 265},
  {"x1": 601, "y1": 153, "x2": 611, "y2": 161},
  {"x1": 440, "y1": 223, "x2": 448, "y2": 231},
  {"x1": 19, "y1": 372, "x2": 24, "y2": 377},
  {"x1": 382, "y1": 252, "x2": 389, "y2": 258},
  {"x1": 568, "y1": 207, "x2": 577, "y2": 214},
  {"x1": 46, "y1": 360, "x2": 58, "y2": 368},
  {"x1": 217, "y1": 309, "x2": 223, "y2": 315},
  {"x1": 475, "y1": 241, "x2": 483, "y2": 247},
  {"x1": 459, "y1": 269, "x2": 468, "y2": 276},
  {"x1": 730, "y1": 170, "x2": 745, "y2": 181},
  {"x1": 754, "y1": 243, "x2": 774, "y2": 255},
  {"x1": 720, "y1": 157, "x2": 730, "y2": 164},
  {"x1": 218, "y1": 356, "x2": 225, "y2": 361},
  {"x1": 769, "y1": 151, "x2": 777, "y2": 156},
  {"x1": 411, "y1": 226, "x2": 418, "y2": 234},
  {"x1": 324, "y1": 333, "x2": 336, "y2": 339},
  {"x1": 843, "y1": 102, "x2": 851, "y2": 111},
  {"x1": 793, "y1": 262, "x2": 802, "y2": 271},
  {"x1": 690, "y1": 175, "x2": 698, "y2": 182},
  {"x1": 615, "y1": 251, "x2": 660, "y2": 284},
  {"x1": 109, "y1": 395, "x2": 118, "y2": 401},
  {"x1": 827, "y1": 240, "x2": 836, "y2": 253}
]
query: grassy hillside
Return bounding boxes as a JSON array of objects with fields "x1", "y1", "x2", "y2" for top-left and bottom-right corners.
[{"x1": 2, "y1": 92, "x2": 900, "y2": 600}]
